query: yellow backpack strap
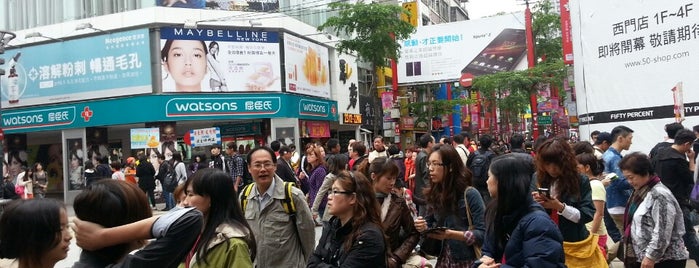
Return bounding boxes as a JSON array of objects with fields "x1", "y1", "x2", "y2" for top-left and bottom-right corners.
[
  {"x1": 282, "y1": 182, "x2": 296, "y2": 215},
  {"x1": 240, "y1": 183, "x2": 255, "y2": 213}
]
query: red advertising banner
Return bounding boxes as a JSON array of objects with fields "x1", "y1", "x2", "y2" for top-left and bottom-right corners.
[
  {"x1": 305, "y1": 121, "x2": 330, "y2": 138},
  {"x1": 560, "y1": 0, "x2": 574, "y2": 64}
]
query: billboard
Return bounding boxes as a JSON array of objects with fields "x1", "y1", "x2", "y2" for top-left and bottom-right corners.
[
  {"x1": 397, "y1": 13, "x2": 526, "y2": 84},
  {"x1": 157, "y1": 0, "x2": 278, "y2": 12},
  {"x1": 283, "y1": 34, "x2": 331, "y2": 98},
  {"x1": 131, "y1": 128, "x2": 161, "y2": 149},
  {"x1": 0, "y1": 29, "x2": 152, "y2": 107},
  {"x1": 332, "y1": 52, "x2": 362, "y2": 125},
  {"x1": 160, "y1": 27, "x2": 282, "y2": 93},
  {"x1": 571, "y1": 0, "x2": 699, "y2": 152}
]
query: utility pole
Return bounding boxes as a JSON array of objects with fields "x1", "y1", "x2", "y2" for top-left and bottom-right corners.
[
  {"x1": 0, "y1": 31, "x2": 17, "y2": 167},
  {"x1": 524, "y1": 0, "x2": 539, "y2": 140}
]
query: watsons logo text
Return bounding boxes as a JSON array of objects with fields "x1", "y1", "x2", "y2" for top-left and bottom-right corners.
[
  {"x1": 173, "y1": 101, "x2": 238, "y2": 112},
  {"x1": 3, "y1": 114, "x2": 43, "y2": 125},
  {"x1": 302, "y1": 103, "x2": 327, "y2": 114}
]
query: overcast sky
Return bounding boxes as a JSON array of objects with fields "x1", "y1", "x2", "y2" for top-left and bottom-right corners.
[{"x1": 464, "y1": 0, "x2": 526, "y2": 19}]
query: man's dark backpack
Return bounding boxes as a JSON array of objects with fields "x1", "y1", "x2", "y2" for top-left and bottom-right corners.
[
  {"x1": 468, "y1": 151, "x2": 493, "y2": 188},
  {"x1": 162, "y1": 163, "x2": 177, "y2": 193}
]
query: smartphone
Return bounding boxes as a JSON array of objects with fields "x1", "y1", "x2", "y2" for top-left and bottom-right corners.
[
  {"x1": 413, "y1": 61, "x2": 422, "y2": 76},
  {"x1": 461, "y1": 28, "x2": 527, "y2": 76},
  {"x1": 405, "y1": 62, "x2": 414, "y2": 77},
  {"x1": 425, "y1": 227, "x2": 448, "y2": 234},
  {"x1": 537, "y1": 188, "x2": 550, "y2": 199}
]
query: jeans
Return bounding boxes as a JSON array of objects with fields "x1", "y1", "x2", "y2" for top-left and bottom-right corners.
[
  {"x1": 604, "y1": 209, "x2": 621, "y2": 242},
  {"x1": 163, "y1": 191, "x2": 175, "y2": 209},
  {"x1": 682, "y1": 206, "x2": 699, "y2": 260}
]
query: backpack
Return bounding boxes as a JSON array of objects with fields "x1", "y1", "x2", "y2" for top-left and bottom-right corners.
[
  {"x1": 469, "y1": 151, "x2": 493, "y2": 186},
  {"x1": 240, "y1": 181, "x2": 296, "y2": 215},
  {"x1": 162, "y1": 163, "x2": 177, "y2": 193}
]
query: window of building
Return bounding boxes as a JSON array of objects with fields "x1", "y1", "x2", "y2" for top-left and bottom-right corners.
[{"x1": 1, "y1": 0, "x2": 149, "y2": 31}]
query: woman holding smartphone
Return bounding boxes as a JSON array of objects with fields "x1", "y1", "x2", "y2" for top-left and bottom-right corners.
[
  {"x1": 413, "y1": 144, "x2": 485, "y2": 268},
  {"x1": 532, "y1": 138, "x2": 605, "y2": 267}
]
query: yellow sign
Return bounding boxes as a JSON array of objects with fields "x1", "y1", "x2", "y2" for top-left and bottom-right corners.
[
  {"x1": 401, "y1": 2, "x2": 418, "y2": 27},
  {"x1": 342, "y1": 113, "x2": 363, "y2": 124}
]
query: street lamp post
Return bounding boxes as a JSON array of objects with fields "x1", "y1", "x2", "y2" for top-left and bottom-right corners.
[{"x1": 0, "y1": 30, "x2": 17, "y2": 166}]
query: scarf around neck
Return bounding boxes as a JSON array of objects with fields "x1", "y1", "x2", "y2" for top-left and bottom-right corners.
[{"x1": 622, "y1": 175, "x2": 661, "y2": 264}]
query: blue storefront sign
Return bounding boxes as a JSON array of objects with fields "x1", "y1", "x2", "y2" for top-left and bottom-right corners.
[
  {"x1": 1, "y1": 93, "x2": 338, "y2": 133},
  {"x1": 0, "y1": 29, "x2": 152, "y2": 108}
]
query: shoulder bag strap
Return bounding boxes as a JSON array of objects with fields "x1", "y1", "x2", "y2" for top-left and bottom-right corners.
[
  {"x1": 464, "y1": 187, "x2": 474, "y2": 230},
  {"x1": 464, "y1": 186, "x2": 483, "y2": 257}
]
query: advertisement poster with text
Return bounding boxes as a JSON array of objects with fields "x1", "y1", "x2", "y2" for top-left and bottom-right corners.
[
  {"x1": 571, "y1": 0, "x2": 699, "y2": 152},
  {"x1": 131, "y1": 128, "x2": 161, "y2": 149},
  {"x1": 0, "y1": 29, "x2": 152, "y2": 107},
  {"x1": 397, "y1": 13, "x2": 526, "y2": 84},
  {"x1": 283, "y1": 34, "x2": 331, "y2": 98},
  {"x1": 332, "y1": 52, "x2": 362, "y2": 125},
  {"x1": 160, "y1": 27, "x2": 282, "y2": 93}
]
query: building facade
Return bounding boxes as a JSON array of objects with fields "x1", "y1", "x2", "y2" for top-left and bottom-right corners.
[{"x1": 0, "y1": 5, "x2": 366, "y2": 203}]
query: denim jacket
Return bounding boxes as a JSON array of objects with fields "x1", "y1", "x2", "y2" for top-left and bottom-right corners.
[
  {"x1": 603, "y1": 147, "x2": 632, "y2": 208},
  {"x1": 426, "y1": 187, "x2": 485, "y2": 261}
]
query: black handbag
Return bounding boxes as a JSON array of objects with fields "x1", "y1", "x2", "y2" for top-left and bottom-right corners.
[
  {"x1": 418, "y1": 216, "x2": 445, "y2": 257},
  {"x1": 419, "y1": 236, "x2": 443, "y2": 256}
]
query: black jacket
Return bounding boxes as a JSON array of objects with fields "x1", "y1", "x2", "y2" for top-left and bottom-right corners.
[
  {"x1": 136, "y1": 162, "x2": 156, "y2": 190},
  {"x1": 649, "y1": 141, "x2": 673, "y2": 160},
  {"x1": 308, "y1": 217, "x2": 387, "y2": 268},
  {"x1": 481, "y1": 201, "x2": 565, "y2": 268},
  {"x1": 276, "y1": 158, "x2": 297, "y2": 184},
  {"x1": 72, "y1": 208, "x2": 203, "y2": 268},
  {"x1": 653, "y1": 146, "x2": 693, "y2": 207}
]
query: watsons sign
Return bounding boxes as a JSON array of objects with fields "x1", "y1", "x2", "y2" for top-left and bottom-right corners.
[
  {"x1": 2, "y1": 107, "x2": 75, "y2": 130},
  {"x1": 165, "y1": 97, "x2": 282, "y2": 117},
  {"x1": 1, "y1": 94, "x2": 337, "y2": 134},
  {"x1": 299, "y1": 99, "x2": 337, "y2": 118}
]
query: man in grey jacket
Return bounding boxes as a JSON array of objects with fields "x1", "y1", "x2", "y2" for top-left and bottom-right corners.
[{"x1": 241, "y1": 147, "x2": 315, "y2": 267}]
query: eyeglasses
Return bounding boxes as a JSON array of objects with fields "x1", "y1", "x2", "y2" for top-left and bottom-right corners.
[
  {"x1": 250, "y1": 162, "x2": 274, "y2": 170},
  {"x1": 426, "y1": 162, "x2": 446, "y2": 168},
  {"x1": 330, "y1": 190, "x2": 354, "y2": 196}
]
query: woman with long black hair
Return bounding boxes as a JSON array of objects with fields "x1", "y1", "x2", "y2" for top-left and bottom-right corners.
[
  {"x1": 476, "y1": 154, "x2": 565, "y2": 267},
  {"x1": 413, "y1": 144, "x2": 485, "y2": 268}
]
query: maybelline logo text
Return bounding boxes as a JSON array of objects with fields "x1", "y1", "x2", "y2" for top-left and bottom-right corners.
[{"x1": 173, "y1": 28, "x2": 270, "y2": 42}]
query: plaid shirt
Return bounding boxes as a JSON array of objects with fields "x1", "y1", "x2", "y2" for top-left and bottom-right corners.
[{"x1": 227, "y1": 155, "x2": 245, "y2": 179}]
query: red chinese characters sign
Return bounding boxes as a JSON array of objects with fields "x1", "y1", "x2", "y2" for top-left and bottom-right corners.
[{"x1": 305, "y1": 121, "x2": 330, "y2": 138}]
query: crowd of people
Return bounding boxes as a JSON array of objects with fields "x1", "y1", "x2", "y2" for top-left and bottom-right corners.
[{"x1": 2, "y1": 124, "x2": 699, "y2": 267}]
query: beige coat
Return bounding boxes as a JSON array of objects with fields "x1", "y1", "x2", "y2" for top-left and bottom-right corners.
[{"x1": 242, "y1": 176, "x2": 315, "y2": 268}]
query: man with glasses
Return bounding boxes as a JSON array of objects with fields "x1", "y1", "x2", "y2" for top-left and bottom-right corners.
[{"x1": 241, "y1": 147, "x2": 315, "y2": 268}]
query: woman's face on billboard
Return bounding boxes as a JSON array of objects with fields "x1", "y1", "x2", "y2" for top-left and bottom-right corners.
[{"x1": 163, "y1": 40, "x2": 207, "y2": 91}]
